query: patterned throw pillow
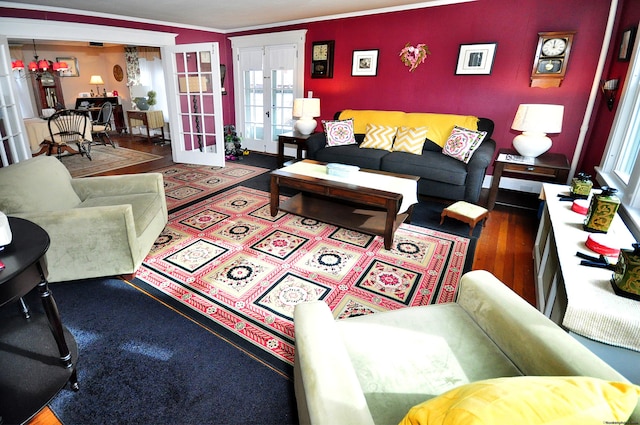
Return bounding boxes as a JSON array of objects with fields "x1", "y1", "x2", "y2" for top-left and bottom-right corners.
[
  {"x1": 322, "y1": 119, "x2": 357, "y2": 146},
  {"x1": 392, "y1": 126, "x2": 429, "y2": 155},
  {"x1": 360, "y1": 124, "x2": 397, "y2": 151},
  {"x1": 442, "y1": 126, "x2": 487, "y2": 163}
]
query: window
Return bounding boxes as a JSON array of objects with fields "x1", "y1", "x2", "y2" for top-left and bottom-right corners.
[{"x1": 597, "y1": 22, "x2": 640, "y2": 237}]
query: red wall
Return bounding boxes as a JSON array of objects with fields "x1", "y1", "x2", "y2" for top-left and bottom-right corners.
[
  {"x1": 1, "y1": 0, "x2": 624, "y2": 176},
  {"x1": 240, "y1": 0, "x2": 612, "y2": 174},
  {"x1": 580, "y1": 0, "x2": 640, "y2": 177}
]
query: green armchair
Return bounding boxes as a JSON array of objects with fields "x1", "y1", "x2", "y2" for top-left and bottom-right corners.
[{"x1": 0, "y1": 155, "x2": 167, "y2": 282}]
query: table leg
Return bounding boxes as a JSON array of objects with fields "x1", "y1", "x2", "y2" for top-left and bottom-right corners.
[
  {"x1": 487, "y1": 162, "x2": 505, "y2": 211},
  {"x1": 36, "y1": 262, "x2": 79, "y2": 391},
  {"x1": 270, "y1": 175, "x2": 280, "y2": 217},
  {"x1": 383, "y1": 199, "x2": 399, "y2": 250},
  {"x1": 277, "y1": 138, "x2": 285, "y2": 168}
]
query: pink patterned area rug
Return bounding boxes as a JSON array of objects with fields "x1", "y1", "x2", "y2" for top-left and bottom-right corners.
[
  {"x1": 133, "y1": 187, "x2": 470, "y2": 373},
  {"x1": 152, "y1": 162, "x2": 269, "y2": 211}
]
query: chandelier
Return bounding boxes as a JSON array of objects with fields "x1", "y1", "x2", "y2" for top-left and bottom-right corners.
[{"x1": 11, "y1": 40, "x2": 68, "y2": 77}]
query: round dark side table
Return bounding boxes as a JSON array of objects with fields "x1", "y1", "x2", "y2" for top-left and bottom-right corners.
[{"x1": 0, "y1": 217, "x2": 78, "y2": 425}]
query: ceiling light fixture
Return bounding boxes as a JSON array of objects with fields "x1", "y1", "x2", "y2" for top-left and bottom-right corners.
[{"x1": 11, "y1": 39, "x2": 68, "y2": 78}]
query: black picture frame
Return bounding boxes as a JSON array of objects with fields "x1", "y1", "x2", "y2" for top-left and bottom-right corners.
[
  {"x1": 351, "y1": 49, "x2": 379, "y2": 76},
  {"x1": 619, "y1": 26, "x2": 637, "y2": 61},
  {"x1": 455, "y1": 43, "x2": 497, "y2": 75}
]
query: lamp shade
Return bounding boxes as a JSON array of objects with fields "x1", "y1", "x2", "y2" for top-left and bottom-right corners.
[
  {"x1": 130, "y1": 85, "x2": 151, "y2": 98},
  {"x1": 511, "y1": 104, "x2": 564, "y2": 158},
  {"x1": 89, "y1": 75, "x2": 105, "y2": 85},
  {"x1": 292, "y1": 98, "x2": 320, "y2": 118},
  {"x1": 511, "y1": 104, "x2": 564, "y2": 134},
  {"x1": 12, "y1": 60, "x2": 24, "y2": 70}
]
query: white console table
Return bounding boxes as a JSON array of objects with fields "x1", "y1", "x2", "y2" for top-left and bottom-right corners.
[{"x1": 535, "y1": 183, "x2": 640, "y2": 383}]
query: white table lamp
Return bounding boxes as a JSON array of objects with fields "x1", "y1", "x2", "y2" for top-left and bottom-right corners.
[
  {"x1": 511, "y1": 104, "x2": 564, "y2": 158},
  {"x1": 293, "y1": 98, "x2": 320, "y2": 135}
]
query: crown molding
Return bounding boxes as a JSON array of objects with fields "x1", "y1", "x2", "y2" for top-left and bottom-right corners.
[{"x1": 0, "y1": 0, "x2": 475, "y2": 34}]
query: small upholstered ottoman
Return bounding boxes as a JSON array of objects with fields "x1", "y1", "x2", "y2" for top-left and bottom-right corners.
[{"x1": 440, "y1": 201, "x2": 489, "y2": 236}]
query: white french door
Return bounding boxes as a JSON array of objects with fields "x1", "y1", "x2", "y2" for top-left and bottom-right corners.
[
  {"x1": 231, "y1": 30, "x2": 306, "y2": 154},
  {"x1": 165, "y1": 42, "x2": 225, "y2": 166},
  {"x1": 0, "y1": 35, "x2": 30, "y2": 166}
]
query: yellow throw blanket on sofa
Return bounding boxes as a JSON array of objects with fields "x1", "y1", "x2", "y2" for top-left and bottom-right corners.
[{"x1": 337, "y1": 109, "x2": 479, "y2": 147}]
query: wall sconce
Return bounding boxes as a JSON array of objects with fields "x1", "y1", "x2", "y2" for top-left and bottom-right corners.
[{"x1": 601, "y1": 79, "x2": 619, "y2": 111}]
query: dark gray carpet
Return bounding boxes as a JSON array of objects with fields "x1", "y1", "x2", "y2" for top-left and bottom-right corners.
[{"x1": 42, "y1": 278, "x2": 297, "y2": 424}]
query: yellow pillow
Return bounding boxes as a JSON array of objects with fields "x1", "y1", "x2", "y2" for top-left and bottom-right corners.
[
  {"x1": 360, "y1": 124, "x2": 397, "y2": 151},
  {"x1": 392, "y1": 126, "x2": 429, "y2": 155},
  {"x1": 399, "y1": 376, "x2": 640, "y2": 425}
]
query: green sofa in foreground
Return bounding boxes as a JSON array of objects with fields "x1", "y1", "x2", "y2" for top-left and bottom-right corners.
[
  {"x1": 0, "y1": 155, "x2": 167, "y2": 283},
  {"x1": 294, "y1": 270, "x2": 640, "y2": 425}
]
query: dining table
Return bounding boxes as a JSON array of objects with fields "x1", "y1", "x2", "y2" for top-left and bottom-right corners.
[{"x1": 23, "y1": 116, "x2": 93, "y2": 155}]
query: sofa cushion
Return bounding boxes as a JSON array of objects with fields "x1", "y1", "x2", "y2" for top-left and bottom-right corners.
[
  {"x1": 337, "y1": 303, "x2": 522, "y2": 425},
  {"x1": 392, "y1": 126, "x2": 429, "y2": 155},
  {"x1": 399, "y1": 376, "x2": 640, "y2": 425},
  {"x1": 338, "y1": 110, "x2": 479, "y2": 147},
  {"x1": 360, "y1": 124, "x2": 396, "y2": 151},
  {"x1": 322, "y1": 118, "x2": 357, "y2": 146},
  {"x1": 78, "y1": 193, "x2": 163, "y2": 237},
  {"x1": 0, "y1": 155, "x2": 81, "y2": 214},
  {"x1": 442, "y1": 126, "x2": 488, "y2": 163},
  {"x1": 382, "y1": 151, "x2": 468, "y2": 186},
  {"x1": 314, "y1": 144, "x2": 388, "y2": 170}
]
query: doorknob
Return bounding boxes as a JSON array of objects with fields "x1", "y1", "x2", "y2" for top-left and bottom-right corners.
[{"x1": 266, "y1": 111, "x2": 270, "y2": 117}]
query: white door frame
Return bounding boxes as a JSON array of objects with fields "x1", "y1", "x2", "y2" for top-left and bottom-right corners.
[
  {"x1": 230, "y1": 30, "x2": 306, "y2": 154},
  {"x1": 0, "y1": 17, "x2": 178, "y2": 159}
]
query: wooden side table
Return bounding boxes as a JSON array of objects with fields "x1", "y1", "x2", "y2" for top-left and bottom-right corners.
[
  {"x1": 277, "y1": 132, "x2": 314, "y2": 168},
  {"x1": 0, "y1": 217, "x2": 79, "y2": 424},
  {"x1": 487, "y1": 148, "x2": 570, "y2": 210},
  {"x1": 127, "y1": 110, "x2": 167, "y2": 145}
]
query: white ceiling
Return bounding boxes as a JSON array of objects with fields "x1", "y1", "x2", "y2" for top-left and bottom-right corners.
[{"x1": 2, "y1": 0, "x2": 472, "y2": 32}]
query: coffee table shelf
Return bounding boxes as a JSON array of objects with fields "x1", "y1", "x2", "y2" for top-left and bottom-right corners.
[
  {"x1": 270, "y1": 161, "x2": 418, "y2": 250},
  {"x1": 280, "y1": 192, "x2": 412, "y2": 242}
]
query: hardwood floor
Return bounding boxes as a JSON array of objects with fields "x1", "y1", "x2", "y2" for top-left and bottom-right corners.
[{"x1": 27, "y1": 135, "x2": 539, "y2": 425}]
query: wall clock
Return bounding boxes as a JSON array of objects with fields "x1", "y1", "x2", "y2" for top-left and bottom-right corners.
[
  {"x1": 530, "y1": 31, "x2": 576, "y2": 88},
  {"x1": 311, "y1": 40, "x2": 335, "y2": 78},
  {"x1": 113, "y1": 64, "x2": 124, "y2": 82}
]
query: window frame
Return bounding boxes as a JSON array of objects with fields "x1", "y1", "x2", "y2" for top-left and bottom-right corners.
[{"x1": 596, "y1": 21, "x2": 640, "y2": 237}]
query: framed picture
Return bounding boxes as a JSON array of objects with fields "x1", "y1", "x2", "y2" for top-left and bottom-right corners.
[
  {"x1": 455, "y1": 43, "x2": 497, "y2": 75},
  {"x1": 619, "y1": 26, "x2": 637, "y2": 61},
  {"x1": 56, "y1": 57, "x2": 79, "y2": 77},
  {"x1": 351, "y1": 49, "x2": 379, "y2": 76}
]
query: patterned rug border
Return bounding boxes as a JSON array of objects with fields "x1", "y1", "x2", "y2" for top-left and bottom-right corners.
[
  {"x1": 152, "y1": 162, "x2": 270, "y2": 212},
  {"x1": 132, "y1": 187, "x2": 471, "y2": 376},
  {"x1": 60, "y1": 145, "x2": 162, "y2": 178}
]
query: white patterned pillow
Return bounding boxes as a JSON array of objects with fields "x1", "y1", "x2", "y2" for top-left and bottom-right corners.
[
  {"x1": 392, "y1": 126, "x2": 429, "y2": 155},
  {"x1": 442, "y1": 126, "x2": 487, "y2": 163},
  {"x1": 322, "y1": 119, "x2": 357, "y2": 146},
  {"x1": 360, "y1": 124, "x2": 397, "y2": 151}
]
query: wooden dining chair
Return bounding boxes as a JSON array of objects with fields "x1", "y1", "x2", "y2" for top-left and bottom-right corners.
[
  {"x1": 91, "y1": 102, "x2": 115, "y2": 148},
  {"x1": 45, "y1": 109, "x2": 92, "y2": 160}
]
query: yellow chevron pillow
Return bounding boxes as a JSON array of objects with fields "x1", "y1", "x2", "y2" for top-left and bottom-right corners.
[
  {"x1": 360, "y1": 124, "x2": 397, "y2": 151},
  {"x1": 392, "y1": 126, "x2": 429, "y2": 155}
]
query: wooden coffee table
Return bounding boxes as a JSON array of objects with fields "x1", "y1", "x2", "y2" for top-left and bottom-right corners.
[{"x1": 270, "y1": 160, "x2": 419, "y2": 250}]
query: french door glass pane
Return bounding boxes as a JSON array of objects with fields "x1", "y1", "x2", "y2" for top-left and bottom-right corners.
[
  {"x1": 243, "y1": 70, "x2": 264, "y2": 140},
  {"x1": 271, "y1": 69, "x2": 294, "y2": 139}
]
